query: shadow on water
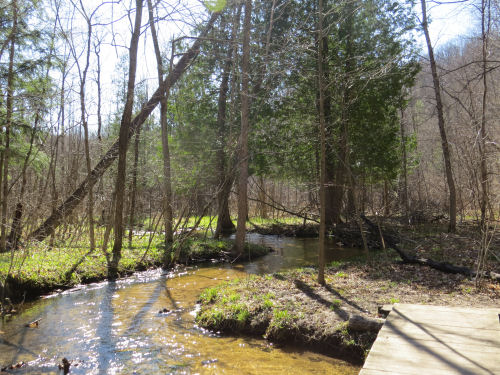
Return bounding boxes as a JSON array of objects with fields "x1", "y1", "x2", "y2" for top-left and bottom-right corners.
[
  {"x1": 123, "y1": 275, "x2": 166, "y2": 336},
  {"x1": 96, "y1": 282, "x2": 117, "y2": 374}
]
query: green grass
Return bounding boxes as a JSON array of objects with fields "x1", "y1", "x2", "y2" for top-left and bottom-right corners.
[
  {"x1": 177, "y1": 215, "x2": 312, "y2": 232},
  {"x1": 0, "y1": 234, "x2": 165, "y2": 293},
  {"x1": 330, "y1": 299, "x2": 342, "y2": 310},
  {"x1": 0, "y1": 228, "x2": 270, "y2": 300},
  {"x1": 249, "y1": 216, "x2": 311, "y2": 226},
  {"x1": 270, "y1": 308, "x2": 293, "y2": 330}
]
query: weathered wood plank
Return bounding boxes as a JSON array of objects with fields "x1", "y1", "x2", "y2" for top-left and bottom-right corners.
[
  {"x1": 388, "y1": 303, "x2": 498, "y2": 315},
  {"x1": 388, "y1": 306, "x2": 499, "y2": 330},
  {"x1": 378, "y1": 320, "x2": 500, "y2": 347},
  {"x1": 360, "y1": 304, "x2": 500, "y2": 375}
]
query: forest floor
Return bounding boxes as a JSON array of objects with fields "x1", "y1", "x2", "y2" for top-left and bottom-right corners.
[
  {"x1": 197, "y1": 219, "x2": 500, "y2": 364},
  {"x1": 0, "y1": 234, "x2": 271, "y2": 305}
]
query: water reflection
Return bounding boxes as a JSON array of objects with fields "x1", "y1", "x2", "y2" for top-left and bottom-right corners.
[{"x1": 0, "y1": 236, "x2": 361, "y2": 374}]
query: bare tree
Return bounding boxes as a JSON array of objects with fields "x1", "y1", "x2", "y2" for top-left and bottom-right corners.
[
  {"x1": 420, "y1": 0, "x2": 457, "y2": 232},
  {"x1": 109, "y1": 0, "x2": 144, "y2": 278},
  {"x1": 479, "y1": 0, "x2": 491, "y2": 227},
  {"x1": 29, "y1": 12, "x2": 221, "y2": 243}
]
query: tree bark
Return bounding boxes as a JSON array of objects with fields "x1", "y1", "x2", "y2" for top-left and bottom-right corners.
[
  {"x1": 233, "y1": 0, "x2": 252, "y2": 256},
  {"x1": 109, "y1": 0, "x2": 144, "y2": 278},
  {"x1": 128, "y1": 127, "x2": 141, "y2": 248},
  {"x1": 147, "y1": 0, "x2": 174, "y2": 249},
  {"x1": 317, "y1": 0, "x2": 326, "y2": 285},
  {"x1": 479, "y1": 0, "x2": 490, "y2": 228},
  {"x1": 29, "y1": 11, "x2": 221, "y2": 244},
  {"x1": 214, "y1": 7, "x2": 242, "y2": 239},
  {"x1": 0, "y1": 0, "x2": 17, "y2": 252},
  {"x1": 78, "y1": 10, "x2": 96, "y2": 253},
  {"x1": 420, "y1": 0, "x2": 457, "y2": 232}
]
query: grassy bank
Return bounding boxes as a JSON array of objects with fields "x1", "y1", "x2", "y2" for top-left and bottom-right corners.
[
  {"x1": 196, "y1": 255, "x2": 500, "y2": 363},
  {"x1": 0, "y1": 234, "x2": 271, "y2": 303}
]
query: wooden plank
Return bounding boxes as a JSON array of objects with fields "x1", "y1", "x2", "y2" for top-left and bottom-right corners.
[
  {"x1": 360, "y1": 304, "x2": 500, "y2": 375},
  {"x1": 391, "y1": 303, "x2": 498, "y2": 315},
  {"x1": 389, "y1": 306, "x2": 499, "y2": 330},
  {"x1": 362, "y1": 344, "x2": 500, "y2": 374},
  {"x1": 370, "y1": 335, "x2": 500, "y2": 356},
  {"x1": 377, "y1": 320, "x2": 500, "y2": 347}
]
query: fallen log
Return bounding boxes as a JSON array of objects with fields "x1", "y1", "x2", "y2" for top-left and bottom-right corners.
[{"x1": 360, "y1": 214, "x2": 500, "y2": 282}]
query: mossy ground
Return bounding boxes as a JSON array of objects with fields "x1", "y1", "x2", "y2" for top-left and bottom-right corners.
[{"x1": 196, "y1": 255, "x2": 500, "y2": 363}]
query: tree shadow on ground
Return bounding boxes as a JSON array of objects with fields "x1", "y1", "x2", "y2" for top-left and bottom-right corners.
[{"x1": 292, "y1": 279, "x2": 349, "y2": 320}]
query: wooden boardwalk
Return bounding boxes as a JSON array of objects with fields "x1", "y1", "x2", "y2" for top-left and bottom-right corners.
[{"x1": 360, "y1": 304, "x2": 500, "y2": 375}]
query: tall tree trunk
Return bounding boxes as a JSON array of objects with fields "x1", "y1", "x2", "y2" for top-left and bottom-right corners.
[
  {"x1": 317, "y1": 0, "x2": 327, "y2": 285},
  {"x1": 0, "y1": 0, "x2": 17, "y2": 252},
  {"x1": 110, "y1": 0, "x2": 143, "y2": 278},
  {"x1": 420, "y1": 0, "x2": 456, "y2": 232},
  {"x1": 28, "y1": 12, "x2": 220, "y2": 243},
  {"x1": 329, "y1": 3, "x2": 354, "y2": 226},
  {"x1": 480, "y1": 0, "x2": 490, "y2": 228},
  {"x1": 214, "y1": 6, "x2": 242, "y2": 239},
  {"x1": 233, "y1": 0, "x2": 252, "y2": 256},
  {"x1": 146, "y1": 0, "x2": 174, "y2": 250},
  {"x1": 321, "y1": 33, "x2": 337, "y2": 227},
  {"x1": 79, "y1": 15, "x2": 96, "y2": 253}
]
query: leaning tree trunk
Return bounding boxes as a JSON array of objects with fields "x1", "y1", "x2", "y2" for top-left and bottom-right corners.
[
  {"x1": 233, "y1": 0, "x2": 253, "y2": 256},
  {"x1": 29, "y1": 11, "x2": 221, "y2": 244},
  {"x1": 421, "y1": 0, "x2": 457, "y2": 232}
]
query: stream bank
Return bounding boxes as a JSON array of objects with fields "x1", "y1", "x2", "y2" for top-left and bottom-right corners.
[
  {"x1": 196, "y1": 254, "x2": 500, "y2": 363},
  {"x1": 0, "y1": 237, "x2": 271, "y2": 305},
  {"x1": 0, "y1": 237, "x2": 363, "y2": 374}
]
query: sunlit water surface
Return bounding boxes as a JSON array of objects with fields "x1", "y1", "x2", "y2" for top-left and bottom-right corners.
[{"x1": 0, "y1": 234, "x2": 364, "y2": 374}]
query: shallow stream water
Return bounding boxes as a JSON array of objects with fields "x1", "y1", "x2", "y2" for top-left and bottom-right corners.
[{"x1": 0, "y1": 234, "x2": 365, "y2": 374}]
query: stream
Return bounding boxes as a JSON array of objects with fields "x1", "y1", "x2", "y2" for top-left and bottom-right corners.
[{"x1": 0, "y1": 234, "x2": 365, "y2": 374}]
